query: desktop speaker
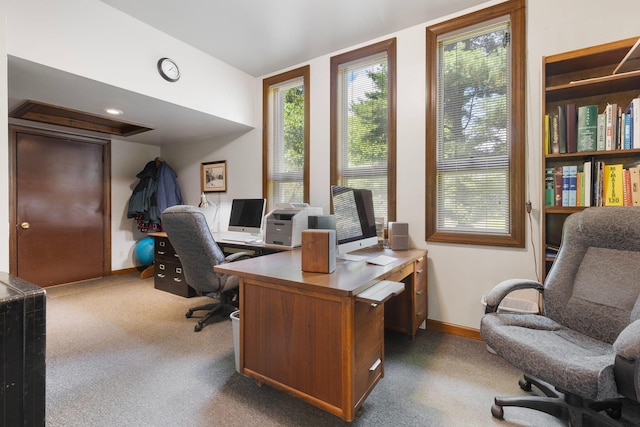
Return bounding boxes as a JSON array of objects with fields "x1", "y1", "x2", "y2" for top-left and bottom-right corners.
[
  {"x1": 301, "y1": 229, "x2": 336, "y2": 273},
  {"x1": 308, "y1": 215, "x2": 335, "y2": 230},
  {"x1": 388, "y1": 222, "x2": 409, "y2": 251}
]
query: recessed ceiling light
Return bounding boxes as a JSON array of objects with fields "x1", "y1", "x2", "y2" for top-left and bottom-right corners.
[{"x1": 105, "y1": 108, "x2": 123, "y2": 115}]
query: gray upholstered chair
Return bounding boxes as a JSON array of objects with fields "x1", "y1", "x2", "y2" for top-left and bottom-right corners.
[
  {"x1": 161, "y1": 205, "x2": 251, "y2": 332},
  {"x1": 481, "y1": 207, "x2": 640, "y2": 426}
]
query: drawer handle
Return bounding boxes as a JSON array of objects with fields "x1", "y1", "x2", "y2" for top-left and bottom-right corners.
[
  {"x1": 158, "y1": 273, "x2": 165, "y2": 278},
  {"x1": 157, "y1": 251, "x2": 165, "y2": 255},
  {"x1": 416, "y1": 290, "x2": 424, "y2": 295},
  {"x1": 416, "y1": 269, "x2": 424, "y2": 274},
  {"x1": 370, "y1": 303, "x2": 378, "y2": 308},
  {"x1": 369, "y1": 358, "x2": 382, "y2": 372},
  {"x1": 173, "y1": 278, "x2": 182, "y2": 283},
  {"x1": 417, "y1": 257, "x2": 424, "y2": 262},
  {"x1": 174, "y1": 254, "x2": 180, "y2": 258},
  {"x1": 416, "y1": 311, "x2": 423, "y2": 318}
]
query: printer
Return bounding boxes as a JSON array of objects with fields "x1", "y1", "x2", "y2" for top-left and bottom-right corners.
[{"x1": 265, "y1": 203, "x2": 323, "y2": 247}]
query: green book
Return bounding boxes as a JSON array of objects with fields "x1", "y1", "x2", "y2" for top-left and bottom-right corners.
[
  {"x1": 577, "y1": 105, "x2": 598, "y2": 152},
  {"x1": 545, "y1": 167, "x2": 555, "y2": 206}
]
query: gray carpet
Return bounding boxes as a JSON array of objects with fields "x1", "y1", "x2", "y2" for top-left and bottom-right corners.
[{"x1": 45, "y1": 274, "x2": 638, "y2": 426}]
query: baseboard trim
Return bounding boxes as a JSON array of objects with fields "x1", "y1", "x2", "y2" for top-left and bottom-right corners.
[
  {"x1": 426, "y1": 319, "x2": 482, "y2": 341},
  {"x1": 110, "y1": 267, "x2": 141, "y2": 276}
]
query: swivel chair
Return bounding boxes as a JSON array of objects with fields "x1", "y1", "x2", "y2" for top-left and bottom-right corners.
[
  {"x1": 161, "y1": 205, "x2": 251, "y2": 332},
  {"x1": 481, "y1": 207, "x2": 640, "y2": 426}
]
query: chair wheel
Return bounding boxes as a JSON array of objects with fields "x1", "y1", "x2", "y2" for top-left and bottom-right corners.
[
  {"x1": 491, "y1": 404, "x2": 504, "y2": 419},
  {"x1": 519, "y1": 378, "x2": 532, "y2": 392},
  {"x1": 186, "y1": 310, "x2": 194, "y2": 318},
  {"x1": 194, "y1": 323, "x2": 203, "y2": 332}
]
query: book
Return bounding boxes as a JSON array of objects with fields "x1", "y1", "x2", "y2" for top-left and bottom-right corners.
[
  {"x1": 544, "y1": 114, "x2": 550, "y2": 154},
  {"x1": 576, "y1": 171, "x2": 583, "y2": 206},
  {"x1": 545, "y1": 167, "x2": 555, "y2": 206},
  {"x1": 633, "y1": 97, "x2": 640, "y2": 149},
  {"x1": 624, "y1": 112, "x2": 632, "y2": 150},
  {"x1": 594, "y1": 161, "x2": 604, "y2": 206},
  {"x1": 631, "y1": 166, "x2": 640, "y2": 206},
  {"x1": 562, "y1": 165, "x2": 570, "y2": 206},
  {"x1": 605, "y1": 103, "x2": 617, "y2": 150},
  {"x1": 596, "y1": 113, "x2": 606, "y2": 151},
  {"x1": 576, "y1": 105, "x2": 598, "y2": 152},
  {"x1": 557, "y1": 105, "x2": 567, "y2": 153},
  {"x1": 565, "y1": 103, "x2": 577, "y2": 153},
  {"x1": 583, "y1": 160, "x2": 592, "y2": 207},
  {"x1": 624, "y1": 168, "x2": 632, "y2": 206},
  {"x1": 567, "y1": 165, "x2": 577, "y2": 206},
  {"x1": 554, "y1": 166, "x2": 563, "y2": 206},
  {"x1": 550, "y1": 114, "x2": 560, "y2": 154},
  {"x1": 603, "y1": 163, "x2": 624, "y2": 206}
]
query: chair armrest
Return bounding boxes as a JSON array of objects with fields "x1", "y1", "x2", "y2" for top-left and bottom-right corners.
[
  {"x1": 224, "y1": 252, "x2": 253, "y2": 263},
  {"x1": 484, "y1": 278, "x2": 544, "y2": 314},
  {"x1": 614, "y1": 319, "x2": 640, "y2": 402},
  {"x1": 614, "y1": 319, "x2": 640, "y2": 360}
]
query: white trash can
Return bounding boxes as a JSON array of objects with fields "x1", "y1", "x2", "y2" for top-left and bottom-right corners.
[
  {"x1": 481, "y1": 295, "x2": 538, "y2": 354},
  {"x1": 230, "y1": 310, "x2": 241, "y2": 373}
]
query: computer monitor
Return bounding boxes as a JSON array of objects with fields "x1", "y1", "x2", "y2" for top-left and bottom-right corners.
[
  {"x1": 228, "y1": 198, "x2": 266, "y2": 235},
  {"x1": 331, "y1": 186, "x2": 378, "y2": 258}
]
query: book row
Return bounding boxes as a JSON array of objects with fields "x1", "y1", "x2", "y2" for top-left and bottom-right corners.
[
  {"x1": 545, "y1": 162, "x2": 640, "y2": 207},
  {"x1": 545, "y1": 97, "x2": 640, "y2": 155}
]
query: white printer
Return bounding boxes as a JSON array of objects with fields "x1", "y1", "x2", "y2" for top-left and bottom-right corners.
[{"x1": 264, "y1": 203, "x2": 323, "y2": 247}]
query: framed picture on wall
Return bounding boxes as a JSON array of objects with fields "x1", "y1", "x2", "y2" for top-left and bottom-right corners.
[{"x1": 201, "y1": 160, "x2": 227, "y2": 193}]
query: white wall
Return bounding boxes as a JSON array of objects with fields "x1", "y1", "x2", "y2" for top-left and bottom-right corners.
[
  {"x1": 6, "y1": 0, "x2": 256, "y2": 127},
  {"x1": 3, "y1": 0, "x2": 640, "y2": 329},
  {"x1": 165, "y1": 0, "x2": 640, "y2": 331},
  {"x1": 111, "y1": 140, "x2": 161, "y2": 270}
]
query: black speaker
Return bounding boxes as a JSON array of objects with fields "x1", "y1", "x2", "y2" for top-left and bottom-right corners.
[
  {"x1": 308, "y1": 215, "x2": 335, "y2": 231},
  {"x1": 388, "y1": 222, "x2": 409, "y2": 250}
]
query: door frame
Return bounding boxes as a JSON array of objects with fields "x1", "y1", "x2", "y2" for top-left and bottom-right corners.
[{"x1": 8, "y1": 125, "x2": 112, "y2": 278}]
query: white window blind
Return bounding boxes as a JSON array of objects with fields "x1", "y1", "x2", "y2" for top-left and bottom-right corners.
[
  {"x1": 337, "y1": 53, "x2": 389, "y2": 223},
  {"x1": 268, "y1": 77, "x2": 305, "y2": 205},
  {"x1": 436, "y1": 20, "x2": 511, "y2": 234}
]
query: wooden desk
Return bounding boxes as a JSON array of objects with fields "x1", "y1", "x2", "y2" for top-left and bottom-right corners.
[{"x1": 215, "y1": 246, "x2": 427, "y2": 421}]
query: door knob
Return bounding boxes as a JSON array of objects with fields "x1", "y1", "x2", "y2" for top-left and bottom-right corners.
[{"x1": 20, "y1": 222, "x2": 30, "y2": 229}]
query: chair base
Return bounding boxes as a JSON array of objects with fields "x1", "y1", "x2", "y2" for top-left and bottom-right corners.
[
  {"x1": 492, "y1": 374, "x2": 623, "y2": 427},
  {"x1": 185, "y1": 291, "x2": 238, "y2": 332}
]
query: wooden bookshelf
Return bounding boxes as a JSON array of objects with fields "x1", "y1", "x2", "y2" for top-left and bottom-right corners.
[{"x1": 542, "y1": 37, "x2": 640, "y2": 279}]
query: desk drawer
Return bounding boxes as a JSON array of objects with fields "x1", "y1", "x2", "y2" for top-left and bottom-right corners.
[
  {"x1": 154, "y1": 261, "x2": 195, "y2": 297},
  {"x1": 414, "y1": 256, "x2": 427, "y2": 325},
  {"x1": 354, "y1": 300, "x2": 384, "y2": 405},
  {"x1": 155, "y1": 236, "x2": 180, "y2": 261}
]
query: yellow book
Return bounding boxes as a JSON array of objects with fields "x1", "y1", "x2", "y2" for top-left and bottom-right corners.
[{"x1": 603, "y1": 164, "x2": 624, "y2": 206}]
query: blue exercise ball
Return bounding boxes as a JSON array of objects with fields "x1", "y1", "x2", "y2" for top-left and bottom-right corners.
[{"x1": 134, "y1": 236, "x2": 155, "y2": 266}]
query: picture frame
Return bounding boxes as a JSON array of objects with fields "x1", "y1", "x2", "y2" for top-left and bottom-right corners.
[{"x1": 201, "y1": 160, "x2": 227, "y2": 193}]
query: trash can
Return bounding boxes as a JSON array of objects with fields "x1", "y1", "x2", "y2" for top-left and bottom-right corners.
[
  {"x1": 230, "y1": 310, "x2": 240, "y2": 373},
  {"x1": 481, "y1": 295, "x2": 539, "y2": 354}
]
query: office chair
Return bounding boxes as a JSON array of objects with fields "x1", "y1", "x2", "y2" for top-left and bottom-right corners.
[
  {"x1": 161, "y1": 205, "x2": 251, "y2": 332},
  {"x1": 481, "y1": 207, "x2": 640, "y2": 426}
]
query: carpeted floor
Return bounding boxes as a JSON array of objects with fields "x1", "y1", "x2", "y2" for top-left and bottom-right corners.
[{"x1": 44, "y1": 273, "x2": 638, "y2": 426}]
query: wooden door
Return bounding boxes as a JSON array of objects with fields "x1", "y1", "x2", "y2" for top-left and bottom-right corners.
[{"x1": 10, "y1": 127, "x2": 110, "y2": 287}]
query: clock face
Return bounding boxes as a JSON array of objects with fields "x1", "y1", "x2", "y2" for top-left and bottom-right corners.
[{"x1": 158, "y1": 58, "x2": 180, "y2": 82}]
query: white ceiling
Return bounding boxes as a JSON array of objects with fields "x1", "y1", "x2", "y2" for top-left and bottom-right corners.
[{"x1": 8, "y1": 0, "x2": 487, "y2": 145}]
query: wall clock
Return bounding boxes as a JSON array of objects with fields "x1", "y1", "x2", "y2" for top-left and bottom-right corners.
[{"x1": 157, "y1": 57, "x2": 180, "y2": 82}]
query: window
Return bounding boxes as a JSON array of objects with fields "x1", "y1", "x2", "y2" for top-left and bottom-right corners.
[
  {"x1": 263, "y1": 66, "x2": 310, "y2": 208},
  {"x1": 330, "y1": 39, "x2": 396, "y2": 225},
  {"x1": 426, "y1": 0, "x2": 525, "y2": 247}
]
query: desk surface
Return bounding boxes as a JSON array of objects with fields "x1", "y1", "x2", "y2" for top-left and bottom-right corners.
[
  {"x1": 149, "y1": 231, "x2": 293, "y2": 251},
  {"x1": 215, "y1": 246, "x2": 426, "y2": 297}
]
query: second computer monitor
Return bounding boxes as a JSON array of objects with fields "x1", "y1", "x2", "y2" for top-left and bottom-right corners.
[{"x1": 228, "y1": 198, "x2": 266, "y2": 235}]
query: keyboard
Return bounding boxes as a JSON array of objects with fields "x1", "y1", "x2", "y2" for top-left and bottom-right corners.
[{"x1": 366, "y1": 255, "x2": 397, "y2": 266}]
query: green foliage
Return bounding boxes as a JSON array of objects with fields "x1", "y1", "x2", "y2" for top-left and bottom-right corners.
[
  {"x1": 347, "y1": 65, "x2": 388, "y2": 167},
  {"x1": 283, "y1": 86, "x2": 305, "y2": 172}
]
